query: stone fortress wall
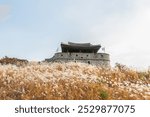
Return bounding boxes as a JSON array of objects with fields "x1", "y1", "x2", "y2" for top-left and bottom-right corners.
[{"x1": 46, "y1": 52, "x2": 110, "y2": 67}]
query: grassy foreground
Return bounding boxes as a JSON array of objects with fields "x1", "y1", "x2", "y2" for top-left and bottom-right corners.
[{"x1": 0, "y1": 59, "x2": 150, "y2": 100}]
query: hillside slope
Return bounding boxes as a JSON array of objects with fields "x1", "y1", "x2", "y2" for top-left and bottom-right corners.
[{"x1": 0, "y1": 61, "x2": 150, "y2": 100}]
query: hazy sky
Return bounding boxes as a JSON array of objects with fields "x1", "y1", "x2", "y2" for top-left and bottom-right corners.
[{"x1": 0, "y1": 0, "x2": 150, "y2": 69}]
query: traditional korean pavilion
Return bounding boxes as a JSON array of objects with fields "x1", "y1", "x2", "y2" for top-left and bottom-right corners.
[{"x1": 61, "y1": 42, "x2": 101, "y2": 53}]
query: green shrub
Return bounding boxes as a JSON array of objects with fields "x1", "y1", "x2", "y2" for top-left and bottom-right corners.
[{"x1": 99, "y1": 90, "x2": 109, "y2": 100}]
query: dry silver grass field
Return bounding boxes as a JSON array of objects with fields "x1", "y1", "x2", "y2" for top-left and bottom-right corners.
[{"x1": 0, "y1": 61, "x2": 150, "y2": 100}]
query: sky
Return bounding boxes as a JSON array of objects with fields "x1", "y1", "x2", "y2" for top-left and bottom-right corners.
[{"x1": 0, "y1": 0, "x2": 150, "y2": 69}]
